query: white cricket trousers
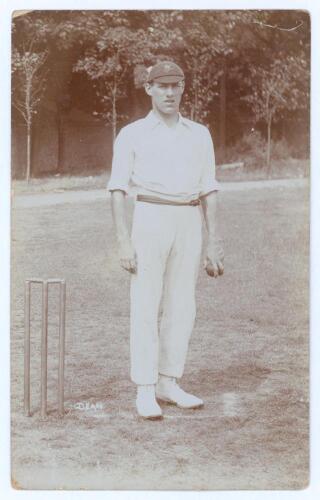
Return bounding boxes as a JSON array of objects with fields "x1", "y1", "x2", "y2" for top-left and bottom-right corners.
[{"x1": 130, "y1": 201, "x2": 203, "y2": 385}]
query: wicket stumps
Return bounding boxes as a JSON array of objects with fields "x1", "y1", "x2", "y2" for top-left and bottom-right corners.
[{"x1": 24, "y1": 279, "x2": 66, "y2": 418}]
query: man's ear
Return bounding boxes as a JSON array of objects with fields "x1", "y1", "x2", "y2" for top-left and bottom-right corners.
[{"x1": 144, "y1": 82, "x2": 153, "y2": 96}]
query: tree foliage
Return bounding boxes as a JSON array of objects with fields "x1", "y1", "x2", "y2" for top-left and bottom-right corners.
[{"x1": 73, "y1": 19, "x2": 153, "y2": 141}]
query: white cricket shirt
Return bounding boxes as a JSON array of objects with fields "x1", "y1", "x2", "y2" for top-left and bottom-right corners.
[{"x1": 107, "y1": 110, "x2": 220, "y2": 201}]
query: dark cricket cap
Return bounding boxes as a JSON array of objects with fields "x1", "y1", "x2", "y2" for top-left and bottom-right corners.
[{"x1": 147, "y1": 61, "x2": 185, "y2": 83}]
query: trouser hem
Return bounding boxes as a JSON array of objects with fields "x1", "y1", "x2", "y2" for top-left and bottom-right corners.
[
  {"x1": 158, "y1": 367, "x2": 184, "y2": 379},
  {"x1": 131, "y1": 375, "x2": 159, "y2": 385}
]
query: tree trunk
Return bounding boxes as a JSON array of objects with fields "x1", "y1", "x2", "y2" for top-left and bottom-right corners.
[
  {"x1": 219, "y1": 61, "x2": 227, "y2": 162},
  {"x1": 194, "y1": 80, "x2": 198, "y2": 122},
  {"x1": 26, "y1": 120, "x2": 32, "y2": 183},
  {"x1": 112, "y1": 93, "x2": 117, "y2": 144},
  {"x1": 57, "y1": 109, "x2": 64, "y2": 174},
  {"x1": 25, "y1": 76, "x2": 32, "y2": 183},
  {"x1": 190, "y1": 105, "x2": 194, "y2": 121},
  {"x1": 266, "y1": 116, "x2": 272, "y2": 177},
  {"x1": 111, "y1": 75, "x2": 118, "y2": 144}
]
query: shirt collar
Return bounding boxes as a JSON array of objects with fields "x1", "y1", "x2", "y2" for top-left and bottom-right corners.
[{"x1": 145, "y1": 110, "x2": 190, "y2": 129}]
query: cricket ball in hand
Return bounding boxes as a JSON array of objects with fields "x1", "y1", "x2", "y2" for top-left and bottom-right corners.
[{"x1": 205, "y1": 261, "x2": 217, "y2": 277}]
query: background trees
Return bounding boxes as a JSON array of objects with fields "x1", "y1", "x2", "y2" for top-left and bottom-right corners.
[
  {"x1": 12, "y1": 46, "x2": 48, "y2": 182},
  {"x1": 242, "y1": 55, "x2": 309, "y2": 176},
  {"x1": 73, "y1": 14, "x2": 153, "y2": 143},
  {"x1": 11, "y1": 14, "x2": 54, "y2": 182},
  {"x1": 11, "y1": 10, "x2": 310, "y2": 180}
]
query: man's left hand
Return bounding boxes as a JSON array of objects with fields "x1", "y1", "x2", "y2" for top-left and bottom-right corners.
[{"x1": 204, "y1": 240, "x2": 224, "y2": 278}]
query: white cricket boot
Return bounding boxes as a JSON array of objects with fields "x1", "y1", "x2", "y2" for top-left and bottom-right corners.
[
  {"x1": 156, "y1": 375, "x2": 204, "y2": 409},
  {"x1": 136, "y1": 384, "x2": 163, "y2": 420}
]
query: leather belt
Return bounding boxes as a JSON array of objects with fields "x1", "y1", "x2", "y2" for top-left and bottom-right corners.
[{"x1": 136, "y1": 194, "x2": 201, "y2": 206}]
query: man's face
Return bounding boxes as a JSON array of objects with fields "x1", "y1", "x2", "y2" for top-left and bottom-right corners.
[{"x1": 145, "y1": 80, "x2": 185, "y2": 115}]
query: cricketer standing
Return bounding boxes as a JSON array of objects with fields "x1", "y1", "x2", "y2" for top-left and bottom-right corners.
[{"x1": 108, "y1": 61, "x2": 224, "y2": 420}]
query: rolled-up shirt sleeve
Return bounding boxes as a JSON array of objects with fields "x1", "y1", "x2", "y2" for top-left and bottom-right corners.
[
  {"x1": 199, "y1": 127, "x2": 220, "y2": 197},
  {"x1": 107, "y1": 126, "x2": 134, "y2": 194}
]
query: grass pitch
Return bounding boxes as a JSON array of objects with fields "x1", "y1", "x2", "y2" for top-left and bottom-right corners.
[{"x1": 11, "y1": 182, "x2": 309, "y2": 490}]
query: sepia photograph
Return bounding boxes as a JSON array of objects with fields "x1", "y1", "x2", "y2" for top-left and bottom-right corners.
[{"x1": 9, "y1": 7, "x2": 310, "y2": 491}]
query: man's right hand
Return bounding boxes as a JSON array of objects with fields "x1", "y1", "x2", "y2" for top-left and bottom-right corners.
[{"x1": 118, "y1": 238, "x2": 137, "y2": 274}]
